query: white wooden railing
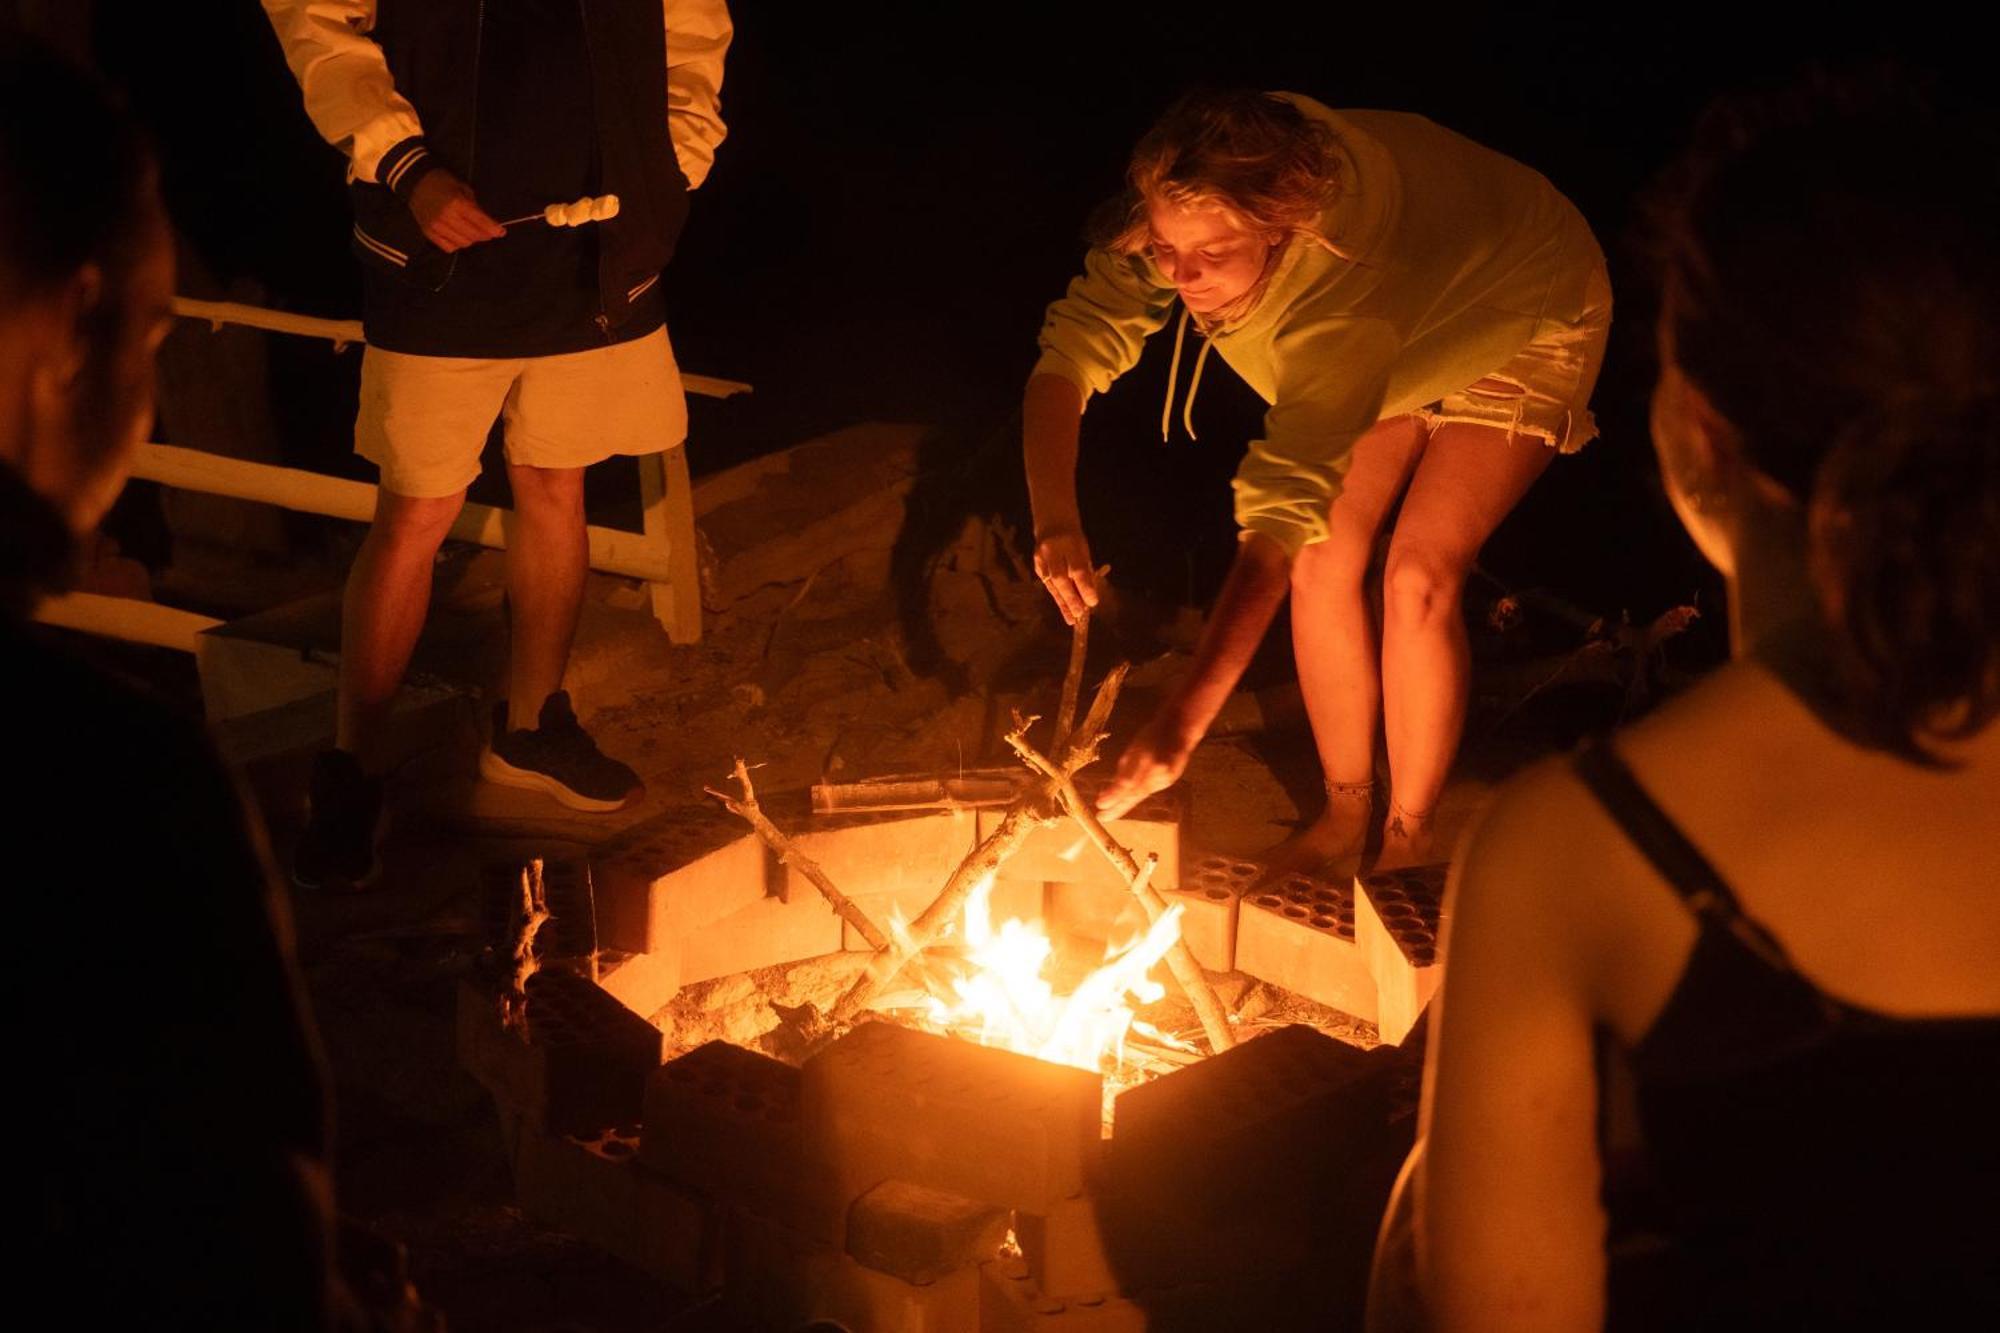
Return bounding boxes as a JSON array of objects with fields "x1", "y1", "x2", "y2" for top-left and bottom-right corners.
[{"x1": 35, "y1": 296, "x2": 747, "y2": 650}]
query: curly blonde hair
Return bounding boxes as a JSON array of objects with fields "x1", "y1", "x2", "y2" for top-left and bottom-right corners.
[{"x1": 1096, "y1": 89, "x2": 1345, "y2": 256}]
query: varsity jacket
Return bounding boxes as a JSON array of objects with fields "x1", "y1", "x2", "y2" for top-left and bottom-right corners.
[{"x1": 263, "y1": 0, "x2": 729, "y2": 355}]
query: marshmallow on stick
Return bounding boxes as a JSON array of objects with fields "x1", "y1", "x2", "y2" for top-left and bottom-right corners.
[{"x1": 542, "y1": 194, "x2": 621, "y2": 227}]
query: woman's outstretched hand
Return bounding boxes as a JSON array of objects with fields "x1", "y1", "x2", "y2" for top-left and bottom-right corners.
[
  {"x1": 1095, "y1": 707, "x2": 1199, "y2": 819},
  {"x1": 1033, "y1": 526, "x2": 1100, "y2": 626}
]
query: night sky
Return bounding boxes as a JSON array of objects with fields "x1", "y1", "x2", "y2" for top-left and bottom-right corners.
[{"x1": 76, "y1": 2, "x2": 1979, "y2": 639}]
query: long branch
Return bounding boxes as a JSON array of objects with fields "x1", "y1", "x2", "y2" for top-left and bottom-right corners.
[
  {"x1": 828, "y1": 664, "x2": 1130, "y2": 1026},
  {"x1": 705, "y1": 758, "x2": 890, "y2": 952},
  {"x1": 1052, "y1": 608, "x2": 1089, "y2": 750},
  {"x1": 1004, "y1": 732, "x2": 1236, "y2": 1053}
]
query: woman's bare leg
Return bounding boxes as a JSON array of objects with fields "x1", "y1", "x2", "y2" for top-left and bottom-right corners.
[
  {"x1": 1377, "y1": 422, "x2": 1553, "y2": 868},
  {"x1": 1270, "y1": 414, "x2": 1428, "y2": 875}
]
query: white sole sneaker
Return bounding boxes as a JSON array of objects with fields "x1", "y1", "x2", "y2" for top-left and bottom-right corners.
[{"x1": 478, "y1": 746, "x2": 635, "y2": 813}]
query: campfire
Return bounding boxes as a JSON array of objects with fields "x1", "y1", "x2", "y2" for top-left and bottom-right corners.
[{"x1": 457, "y1": 613, "x2": 1444, "y2": 1330}]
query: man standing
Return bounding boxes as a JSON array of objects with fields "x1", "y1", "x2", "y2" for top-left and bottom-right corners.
[{"x1": 263, "y1": 0, "x2": 731, "y2": 888}]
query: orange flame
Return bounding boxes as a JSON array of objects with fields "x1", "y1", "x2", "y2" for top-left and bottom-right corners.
[{"x1": 889, "y1": 874, "x2": 1186, "y2": 1076}]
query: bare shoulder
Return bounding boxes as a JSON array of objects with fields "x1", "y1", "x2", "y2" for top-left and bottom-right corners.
[{"x1": 1447, "y1": 752, "x2": 1622, "y2": 974}]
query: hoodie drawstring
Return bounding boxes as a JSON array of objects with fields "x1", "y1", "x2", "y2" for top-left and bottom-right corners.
[{"x1": 1160, "y1": 304, "x2": 1215, "y2": 443}]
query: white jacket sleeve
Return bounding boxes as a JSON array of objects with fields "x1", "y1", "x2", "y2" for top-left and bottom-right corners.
[
  {"x1": 664, "y1": 0, "x2": 731, "y2": 188},
  {"x1": 261, "y1": 0, "x2": 424, "y2": 185}
]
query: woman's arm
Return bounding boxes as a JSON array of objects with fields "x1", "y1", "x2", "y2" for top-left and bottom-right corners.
[
  {"x1": 1023, "y1": 371, "x2": 1098, "y2": 624},
  {"x1": 1096, "y1": 531, "x2": 1291, "y2": 816},
  {"x1": 1416, "y1": 766, "x2": 1609, "y2": 1331},
  {"x1": 1025, "y1": 247, "x2": 1176, "y2": 621}
]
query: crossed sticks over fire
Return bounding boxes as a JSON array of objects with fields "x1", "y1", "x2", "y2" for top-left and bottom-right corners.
[{"x1": 704, "y1": 613, "x2": 1236, "y2": 1056}]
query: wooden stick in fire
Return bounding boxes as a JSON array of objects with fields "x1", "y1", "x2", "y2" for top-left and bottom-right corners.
[
  {"x1": 826, "y1": 662, "x2": 1131, "y2": 1027},
  {"x1": 705, "y1": 758, "x2": 891, "y2": 953},
  {"x1": 1051, "y1": 603, "x2": 1090, "y2": 751},
  {"x1": 1004, "y1": 729, "x2": 1237, "y2": 1053}
]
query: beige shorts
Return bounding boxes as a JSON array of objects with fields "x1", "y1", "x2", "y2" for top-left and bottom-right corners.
[
  {"x1": 1413, "y1": 260, "x2": 1614, "y2": 455},
  {"x1": 355, "y1": 326, "x2": 688, "y2": 497}
]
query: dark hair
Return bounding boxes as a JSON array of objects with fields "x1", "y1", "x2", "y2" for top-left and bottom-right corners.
[
  {"x1": 1648, "y1": 70, "x2": 2000, "y2": 755},
  {"x1": 0, "y1": 36, "x2": 161, "y2": 502},
  {"x1": 0, "y1": 38, "x2": 156, "y2": 302},
  {"x1": 1093, "y1": 89, "x2": 1344, "y2": 254}
]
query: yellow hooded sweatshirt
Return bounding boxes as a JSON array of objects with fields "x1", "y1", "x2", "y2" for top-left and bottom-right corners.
[{"x1": 1032, "y1": 94, "x2": 1607, "y2": 558}]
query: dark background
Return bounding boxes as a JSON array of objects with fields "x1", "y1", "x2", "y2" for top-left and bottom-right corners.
[{"x1": 35, "y1": 1, "x2": 1984, "y2": 644}]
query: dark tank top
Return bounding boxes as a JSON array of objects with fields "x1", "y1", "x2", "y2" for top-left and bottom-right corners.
[{"x1": 1573, "y1": 740, "x2": 2000, "y2": 1328}]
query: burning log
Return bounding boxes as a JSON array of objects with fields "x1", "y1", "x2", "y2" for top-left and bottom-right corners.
[
  {"x1": 705, "y1": 758, "x2": 892, "y2": 953},
  {"x1": 1003, "y1": 728, "x2": 1237, "y2": 1054},
  {"x1": 824, "y1": 662, "x2": 1130, "y2": 1029},
  {"x1": 808, "y1": 769, "x2": 1021, "y2": 815}
]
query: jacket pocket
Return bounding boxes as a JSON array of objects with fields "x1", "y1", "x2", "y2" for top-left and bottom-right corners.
[{"x1": 347, "y1": 184, "x2": 454, "y2": 293}]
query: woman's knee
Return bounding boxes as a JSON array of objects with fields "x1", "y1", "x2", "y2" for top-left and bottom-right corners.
[
  {"x1": 1382, "y1": 543, "x2": 1470, "y2": 630},
  {"x1": 1292, "y1": 533, "x2": 1372, "y2": 604}
]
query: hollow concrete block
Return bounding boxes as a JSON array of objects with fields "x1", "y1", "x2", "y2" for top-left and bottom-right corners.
[
  {"x1": 1163, "y1": 852, "x2": 1259, "y2": 971},
  {"x1": 1104, "y1": 1024, "x2": 1399, "y2": 1288},
  {"x1": 591, "y1": 804, "x2": 768, "y2": 955},
  {"x1": 846, "y1": 1179, "x2": 1010, "y2": 1286},
  {"x1": 675, "y1": 889, "x2": 843, "y2": 986},
  {"x1": 456, "y1": 972, "x2": 664, "y2": 1137},
  {"x1": 801, "y1": 1020, "x2": 1102, "y2": 1215},
  {"x1": 1044, "y1": 878, "x2": 1152, "y2": 951},
  {"x1": 783, "y1": 807, "x2": 976, "y2": 909},
  {"x1": 726, "y1": 1208, "x2": 980, "y2": 1333},
  {"x1": 1356, "y1": 864, "x2": 1447, "y2": 1045},
  {"x1": 640, "y1": 1040, "x2": 845, "y2": 1240},
  {"x1": 1016, "y1": 1192, "x2": 1118, "y2": 1299},
  {"x1": 513, "y1": 1126, "x2": 718, "y2": 1293},
  {"x1": 980, "y1": 1257, "x2": 1148, "y2": 1332},
  {"x1": 1234, "y1": 871, "x2": 1375, "y2": 1021},
  {"x1": 593, "y1": 949, "x2": 680, "y2": 1019}
]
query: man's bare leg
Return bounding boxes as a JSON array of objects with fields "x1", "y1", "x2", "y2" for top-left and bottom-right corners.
[
  {"x1": 502, "y1": 462, "x2": 588, "y2": 730},
  {"x1": 1269, "y1": 414, "x2": 1428, "y2": 876},
  {"x1": 1376, "y1": 422, "x2": 1553, "y2": 868},
  {"x1": 336, "y1": 486, "x2": 468, "y2": 772}
]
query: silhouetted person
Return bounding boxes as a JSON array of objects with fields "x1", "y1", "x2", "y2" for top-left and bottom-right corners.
[
  {"x1": 1394, "y1": 74, "x2": 2000, "y2": 1329},
  {"x1": 2, "y1": 40, "x2": 342, "y2": 1328}
]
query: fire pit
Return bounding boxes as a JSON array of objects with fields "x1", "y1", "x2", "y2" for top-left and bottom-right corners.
[
  {"x1": 458, "y1": 624, "x2": 1439, "y2": 1330},
  {"x1": 458, "y1": 773, "x2": 1443, "y2": 1331}
]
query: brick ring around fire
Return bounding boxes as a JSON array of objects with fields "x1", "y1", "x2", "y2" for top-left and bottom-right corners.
[{"x1": 458, "y1": 793, "x2": 1444, "y2": 1330}]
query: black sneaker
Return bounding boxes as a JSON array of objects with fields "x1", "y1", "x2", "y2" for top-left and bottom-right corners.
[
  {"x1": 292, "y1": 749, "x2": 384, "y2": 891},
  {"x1": 479, "y1": 691, "x2": 641, "y2": 812}
]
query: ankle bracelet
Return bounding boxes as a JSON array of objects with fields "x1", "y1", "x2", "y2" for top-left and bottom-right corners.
[
  {"x1": 1325, "y1": 778, "x2": 1377, "y2": 801},
  {"x1": 1387, "y1": 798, "x2": 1436, "y2": 831}
]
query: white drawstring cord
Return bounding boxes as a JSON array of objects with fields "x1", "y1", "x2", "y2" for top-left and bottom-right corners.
[
  {"x1": 1160, "y1": 304, "x2": 1214, "y2": 443},
  {"x1": 1161, "y1": 305, "x2": 1189, "y2": 442}
]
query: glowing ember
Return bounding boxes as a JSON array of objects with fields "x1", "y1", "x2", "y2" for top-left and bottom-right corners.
[{"x1": 888, "y1": 874, "x2": 1190, "y2": 1077}]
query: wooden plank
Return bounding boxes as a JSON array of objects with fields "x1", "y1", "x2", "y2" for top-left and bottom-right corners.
[
  {"x1": 170, "y1": 296, "x2": 751, "y2": 398},
  {"x1": 639, "y1": 447, "x2": 701, "y2": 644},
  {"x1": 132, "y1": 442, "x2": 674, "y2": 583},
  {"x1": 32, "y1": 590, "x2": 222, "y2": 653}
]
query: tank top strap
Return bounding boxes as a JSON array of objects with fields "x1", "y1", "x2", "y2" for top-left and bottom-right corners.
[{"x1": 1572, "y1": 737, "x2": 1801, "y2": 976}]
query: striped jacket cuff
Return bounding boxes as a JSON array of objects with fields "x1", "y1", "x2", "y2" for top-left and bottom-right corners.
[{"x1": 377, "y1": 136, "x2": 439, "y2": 202}]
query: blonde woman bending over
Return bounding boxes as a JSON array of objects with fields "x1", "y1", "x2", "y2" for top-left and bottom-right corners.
[{"x1": 1027, "y1": 90, "x2": 1610, "y2": 871}]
